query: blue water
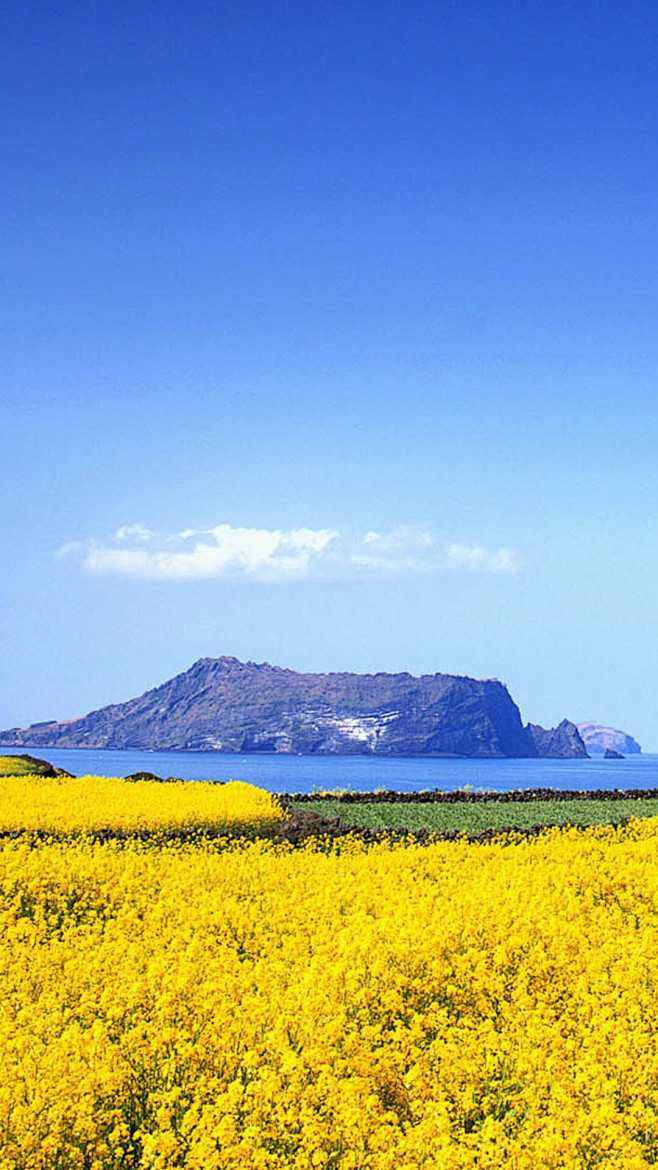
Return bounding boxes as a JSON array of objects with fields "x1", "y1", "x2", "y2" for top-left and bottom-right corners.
[{"x1": 2, "y1": 746, "x2": 658, "y2": 794}]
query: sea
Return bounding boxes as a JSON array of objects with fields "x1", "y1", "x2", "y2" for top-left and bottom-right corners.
[{"x1": 2, "y1": 745, "x2": 658, "y2": 795}]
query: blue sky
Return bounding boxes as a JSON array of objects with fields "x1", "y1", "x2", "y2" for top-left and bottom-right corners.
[{"x1": 2, "y1": 0, "x2": 658, "y2": 747}]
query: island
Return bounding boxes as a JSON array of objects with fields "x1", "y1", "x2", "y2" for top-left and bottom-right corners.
[
  {"x1": 0, "y1": 656, "x2": 588, "y2": 759},
  {"x1": 577, "y1": 722, "x2": 641, "y2": 755}
]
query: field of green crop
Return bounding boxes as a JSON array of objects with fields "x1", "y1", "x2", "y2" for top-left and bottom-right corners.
[{"x1": 295, "y1": 796, "x2": 658, "y2": 833}]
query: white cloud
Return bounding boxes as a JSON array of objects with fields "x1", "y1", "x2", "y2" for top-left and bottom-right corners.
[
  {"x1": 112, "y1": 523, "x2": 154, "y2": 543},
  {"x1": 57, "y1": 523, "x2": 523, "y2": 582},
  {"x1": 78, "y1": 524, "x2": 340, "y2": 582},
  {"x1": 444, "y1": 543, "x2": 523, "y2": 575},
  {"x1": 348, "y1": 527, "x2": 438, "y2": 577}
]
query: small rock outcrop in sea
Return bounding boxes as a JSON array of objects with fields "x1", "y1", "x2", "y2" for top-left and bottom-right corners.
[
  {"x1": 0, "y1": 657, "x2": 588, "y2": 759},
  {"x1": 577, "y1": 722, "x2": 641, "y2": 755},
  {"x1": 604, "y1": 747, "x2": 625, "y2": 759},
  {"x1": 525, "y1": 719, "x2": 589, "y2": 759}
]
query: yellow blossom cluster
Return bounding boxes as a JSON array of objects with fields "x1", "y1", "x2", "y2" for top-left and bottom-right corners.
[
  {"x1": 0, "y1": 755, "x2": 44, "y2": 775},
  {"x1": 0, "y1": 774, "x2": 284, "y2": 833},
  {"x1": 2, "y1": 813, "x2": 658, "y2": 1167}
]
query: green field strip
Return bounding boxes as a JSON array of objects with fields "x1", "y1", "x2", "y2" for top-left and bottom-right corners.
[{"x1": 293, "y1": 798, "x2": 658, "y2": 834}]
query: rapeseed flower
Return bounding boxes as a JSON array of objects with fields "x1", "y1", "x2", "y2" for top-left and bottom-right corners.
[
  {"x1": 0, "y1": 774, "x2": 284, "y2": 833},
  {"x1": 0, "y1": 781, "x2": 657, "y2": 1167}
]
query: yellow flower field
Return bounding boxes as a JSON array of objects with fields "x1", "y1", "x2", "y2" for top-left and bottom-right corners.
[
  {"x1": 2, "y1": 808, "x2": 658, "y2": 1168},
  {"x1": 0, "y1": 774, "x2": 284, "y2": 833},
  {"x1": 0, "y1": 755, "x2": 48, "y2": 776}
]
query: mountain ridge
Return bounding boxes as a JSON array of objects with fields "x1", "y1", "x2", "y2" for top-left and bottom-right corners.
[{"x1": 0, "y1": 657, "x2": 588, "y2": 759}]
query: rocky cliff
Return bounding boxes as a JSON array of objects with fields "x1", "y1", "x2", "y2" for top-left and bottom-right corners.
[
  {"x1": 526, "y1": 719, "x2": 589, "y2": 759},
  {"x1": 0, "y1": 657, "x2": 588, "y2": 758},
  {"x1": 577, "y1": 722, "x2": 641, "y2": 754}
]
